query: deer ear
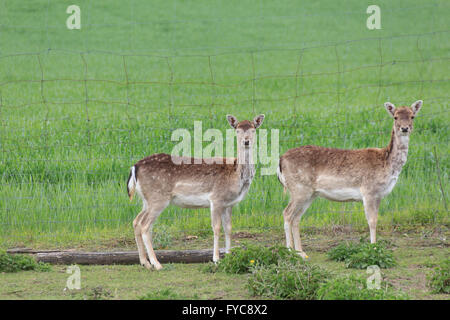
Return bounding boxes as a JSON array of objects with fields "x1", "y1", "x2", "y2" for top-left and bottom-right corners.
[
  {"x1": 384, "y1": 102, "x2": 396, "y2": 118},
  {"x1": 410, "y1": 100, "x2": 423, "y2": 116},
  {"x1": 226, "y1": 115, "x2": 238, "y2": 129},
  {"x1": 253, "y1": 114, "x2": 265, "y2": 129}
]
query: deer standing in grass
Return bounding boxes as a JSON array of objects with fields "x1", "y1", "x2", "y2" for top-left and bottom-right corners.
[
  {"x1": 277, "y1": 101, "x2": 423, "y2": 258},
  {"x1": 127, "y1": 115, "x2": 265, "y2": 270}
]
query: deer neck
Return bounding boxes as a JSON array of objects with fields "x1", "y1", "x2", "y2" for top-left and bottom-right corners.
[
  {"x1": 385, "y1": 127, "x2": 409, "y2": 175},
  {"x1": 237, "y1": 145, "x2": 255, "y2": 185}
]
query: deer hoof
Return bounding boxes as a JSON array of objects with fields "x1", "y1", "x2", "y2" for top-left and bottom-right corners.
[
  {"x1": 298, "y1": 251, "x2": 309, "y2": 260},
  {"x1": 153, "y1": 263, "x2": 163, "y2": 270},
  {"x1": 141, "y1": 260, "x2": 152, "y2": 270}
]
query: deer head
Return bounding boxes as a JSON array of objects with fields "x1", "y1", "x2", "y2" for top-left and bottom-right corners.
[
  {"x1": 384, "y1": 100, "x2": 422, "y2": 138},
  {"x1": 226, "y1": 114, "x2": 265, "y2": 149}
]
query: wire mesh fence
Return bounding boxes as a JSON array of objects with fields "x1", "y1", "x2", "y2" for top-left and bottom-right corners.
[{"x1": 0, "y1": 2, "x2": 448, "y2": 249}]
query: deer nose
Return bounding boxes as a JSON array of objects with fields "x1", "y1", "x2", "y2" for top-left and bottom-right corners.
[
  {"x1": 401, "y1": 127, "x2": 409, "y2": 133},
  {"x1": 244, "y1": 140, "x2": 250, "y2": 146}
]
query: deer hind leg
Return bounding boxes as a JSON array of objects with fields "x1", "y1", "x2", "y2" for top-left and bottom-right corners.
[
  {"x1": 211, "y1": 203, "x2": 225, "y2": 263},
  {"x1": 362, "y1": 195, "x2": 381, "y2": 244},
  {"x1": 283, "y1": 200, "x2": 297, "y2": 249},
  {"x1": 221, "y1": 207, "x2": 232, "y2": 254},
  {"x1": 137, "y1": 199, "x2": 169, "y2": 270},
  {"x1": 291, "y1": 196, "x2": 314, "y2": 259},
  {"x1": 133, "y1": 210, "x2": 151, "y2": 269},
  {"x1": 283, "y1": 185, "x2": 314, "y2": 254}
]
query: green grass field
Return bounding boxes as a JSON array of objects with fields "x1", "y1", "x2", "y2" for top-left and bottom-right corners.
[
  {"x1": 0, "y1": 231, "x2": 448, "y2": 300},
  {"x1": 0, "y1": 0, "x2": 449, "y2": 249}
]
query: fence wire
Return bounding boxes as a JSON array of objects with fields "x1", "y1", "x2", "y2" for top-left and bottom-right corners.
[{"x1": 0, "y1": 4, "x2": 449, "y2": 249}]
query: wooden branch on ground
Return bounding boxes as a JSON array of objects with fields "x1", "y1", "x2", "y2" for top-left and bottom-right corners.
[
  {"x1": 7, "y1": 248, "x2": 65, "y2": 254},
  {"x1": 7, "y1": 248, "x2": 228, "y2": 265}
]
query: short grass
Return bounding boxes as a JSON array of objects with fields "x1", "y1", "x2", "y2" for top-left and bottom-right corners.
[
  {"x1": 427, "y1": 258, "x2": 450, "y2": 294},
  {"x1": 0, "y1": 0, "x2": 449, "y2": 248},
  {"x1": 317, "y1": 275, "x2": 409, "y2": 300},
  {"x1": 0, "y1": 230, "x2": 448, "y2": 300}
]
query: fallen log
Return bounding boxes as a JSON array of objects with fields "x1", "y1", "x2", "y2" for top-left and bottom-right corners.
[
  {"x1": 7, "y1": 248, "x2": 65, "y2": 254},
  {"x1": 35, "y1": 248, "x2": 227, "y2": 265}
]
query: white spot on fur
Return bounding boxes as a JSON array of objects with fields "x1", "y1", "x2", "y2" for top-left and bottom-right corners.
[
  {"x1": 225, "y1": 179, "x2": 252, "y2": 207},
  {"x1": 382, "y1": 176, "x2": 398, "y2": 197},
  {"x1": 135, "y1": 180, "x2": 148, "y2": 211},
  {"x1": 316, "y1": 187, "x2": 363, "y2": 202},
  {"x1": 284, "y1": 221, "x2": 291, "y2": 247},
  {"x1": 171, "y1": 193, "x2": 211, "y2": 208},
  {"x1": 142, "y1": 233, "x2": 157, "y2": 265}
]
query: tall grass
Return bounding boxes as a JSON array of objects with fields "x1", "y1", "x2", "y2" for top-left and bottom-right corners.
[{"x1": 0, "y1": 0, "x2": 448, "y2": 248}]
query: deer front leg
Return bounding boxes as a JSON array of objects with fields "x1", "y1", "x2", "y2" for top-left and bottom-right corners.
[
  {"x1": 210, "y1": 203, "x2": 224, "y2": 263},
  {"x1": 362, "y1": 195, "x2": 381, "y2": 243},
  {"x1": 222, "y1": 207, "x2": 232, "y2": 254}
]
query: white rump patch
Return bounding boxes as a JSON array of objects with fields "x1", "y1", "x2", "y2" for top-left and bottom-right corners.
[
  {"x1": 277, "y1": 164, "x2": 286, "y2": 187},
  {"x1": 128, "y1": 166, "x2": 137, "y2": 193}
]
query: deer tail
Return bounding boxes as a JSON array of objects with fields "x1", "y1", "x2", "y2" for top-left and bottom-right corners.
[{"x1": 127, "y1": 166, "x2": 137, "y2": 201}]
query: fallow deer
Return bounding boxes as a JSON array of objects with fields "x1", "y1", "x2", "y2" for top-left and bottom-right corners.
[
  {"x1": 127, "y1": 114, "x2": 265, "y2": 270},
  {"x1": 277, "y1": 101, "x2": 423, "y2": 258}
]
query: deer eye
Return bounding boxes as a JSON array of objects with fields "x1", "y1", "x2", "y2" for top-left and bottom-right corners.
[
  {"x1": 411, "y1": 116, "x2": 415, "y2": 119},
  {"x1": 394, "y1": 117, "x2": 398, "y2": 120}
]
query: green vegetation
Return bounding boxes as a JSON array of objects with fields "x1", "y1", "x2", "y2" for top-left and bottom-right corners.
[
  {"x1": 0, "y1": 250, "x2": 51, "y2": 273},
  {"x1": 427, "y1": 259, "x2": 450, "y2": 294},
  {"x1": 203, "y1": 244, "x2": 303, "y2": 274},
  {"x1": 0, "y1": 0, "x2": 448, "y2": 248},
  {"x1": 248, "y1": 260, "x2": 330, "y2": 299},
  {"x1": 328, "y1": 240, "x2": 397, "y2": 269},
  {"x1": 139, "y1": 288, "x2": 197, "y2": 300},
  {"x1": 327, "y1": 241, "x2": 360, "y2": 262},
  {"x1": 0, "y1": 232, "x2": 448, "y2": 300},
  {"x1": 206, "y1": 243, "x2": 406, "y2": 300},
  {"x1": 80, "y1": 286, "x2": 114, "y2": 300},
  {"x1": 317, "y1": 275, "x2": 408, "y2": 300},
  {"x1": 0, "y1": 1, "x2": 447, "y2": 301}
]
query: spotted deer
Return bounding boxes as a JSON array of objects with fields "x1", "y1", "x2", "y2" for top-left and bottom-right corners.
[
  {"x1": 127, "y1": 115, "x2": 265, "y2": 270},
  {"x1": 277, "y1": 101, "x2": 423, "y2": 258}
]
